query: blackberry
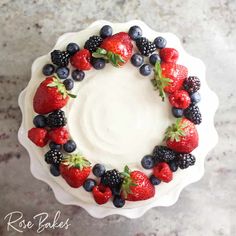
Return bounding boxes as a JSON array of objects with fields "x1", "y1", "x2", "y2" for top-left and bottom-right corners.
[
  {"x1": 45, "y1": 149, "x2": 63, "y2": 165},
  {"x1": 177, "y1": 153, "x2": 196, "y2": 169},
  {"x1": 101, "y1": 169, "x2": 123, "y2": 188},
  {"x1": 47, "y1": 110, "x2": 67, "y2": 128},
  {"x1": 152, "y1": 145, "x2": 176, "y2": 163},
  {"x1": 183, "y1": 76, "x2": 201, "y2": 94},
  {"x1": 184, "y1": 105, "x2": 202, "y2": 125},
  {"x1": 84, "y1": 35, "x2": 103, "y2": 53},
  {"x1": 51, "y1": 50, "x2": 70, "y2": 67},
  {"x1": 136, "y1": 37, "x2": 156, "y2": 56}
]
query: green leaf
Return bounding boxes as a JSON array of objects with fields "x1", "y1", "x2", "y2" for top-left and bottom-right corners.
[{"x1": 68, "y1": 93, "x2": 77, "y2": 98}]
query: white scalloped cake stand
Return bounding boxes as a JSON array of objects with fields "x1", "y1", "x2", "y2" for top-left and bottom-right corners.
[{"x1": 18, "y1": 20, "x2": 219, "y2": 218}]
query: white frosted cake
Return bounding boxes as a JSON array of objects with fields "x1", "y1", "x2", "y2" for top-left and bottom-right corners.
[{"x1": 18, "y1": 20, "x2": 218, "y2": 218}]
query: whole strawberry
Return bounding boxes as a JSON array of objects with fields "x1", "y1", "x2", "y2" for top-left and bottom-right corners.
[
  {"x1": 60, "y1": 153, "x2": 91, "y2": 188},
  {"x1": 168, "y1": 90, "x2": 191, "y2": 109},
  {"x1": 160, "y1": 48, "x2": 179, "y2": 63},
  {"x1": 48, "y1": 127, "x2": 69, "y2": 145},
  {"x1": 164, "y1": 118, "x2": 199, "y2": 153},
  {"x1": 121, "y1": 166, "x2": 155, "y2": 201},
  {"x1": 28, "y1": 127, "x2": 48, "y2": 147},
  {"x1": 70, "y1": 49, "x2": 92, "y2": 71},
  {"x1": 33, "y1": 77, "x2": 76, "y2": 114},
  {"x1": 153, "y1": 162, "x2": 173, "y2": 183},
  {"x1": 92, "y1": 32, "x2": 133, "y2": 67},
  {"x1": 92, "y1": 184, "x2": 112, "y2": 205}
]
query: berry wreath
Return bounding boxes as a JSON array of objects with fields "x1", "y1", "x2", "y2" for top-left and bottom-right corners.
[{"x1": 27, "y1": 24, "x2": 202, "y2": 208}]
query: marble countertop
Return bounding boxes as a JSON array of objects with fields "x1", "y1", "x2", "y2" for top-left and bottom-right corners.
[{"x1": 0, "y1": 0, "x2": 235, "y2": 235}]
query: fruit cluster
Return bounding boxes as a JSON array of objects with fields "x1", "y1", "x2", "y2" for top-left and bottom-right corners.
[{"x1": 27, "y1": 24, "x2": 203, "y2": 208}]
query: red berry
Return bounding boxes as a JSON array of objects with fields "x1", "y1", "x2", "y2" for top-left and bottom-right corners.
[
  {"x1": 70, "y1": 49, "x2": 92, "y2": 70},
  {"x1": 160, "y1": 48, "x2": 179, "y2": 63},
  {"x1": 48, "y1": 127, "x2": 69, "y2": 144},
  {"x1": 169, "y1": 90, "x2": 191, "y2": 109},
  {"x1": 28, "y1": 128, "x2": 48, "y2": 147},
  {"x1": 92, "y1": 184, "x2": 112, "y2": 205},
  {"x1": 153, "y1": 162, "x2": 173, "y2": 183}
]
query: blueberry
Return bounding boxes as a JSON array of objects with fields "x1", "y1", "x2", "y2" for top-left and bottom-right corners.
[
  {"x1": 91, "y1": 57, "x2": 106, "y2": 70},
  {"x1": 50, "y1": 164, "x2": 60, "y2": 177},
  {"x1": 169, "y1": 161, "x2": 178, "y2": 172},
  {"x1": 100, "y1": 25, "x2": 113, "y2": 38},
  {"x1": 111, "y1": 185, "x2": 121, "y2": 196},
  {"x1": 63, "y1": 79, "x2": 74, "y2": 90},
  {"x1": 131, "y1": 53, "x2": 144, "y2": 67},
  {"x1": 172, "y1": 107, "x2": 184, "y2": 118},
  {"x1": 113, "y1": 196, "x2": 125, "y2": 208},
  {"x1": 128, "y1": 25, "x2": 142, "y2": 40},
  {"x1": 190, "y1": 92, "x2": 201, "y2": 104},
  {"x1": 141, "y1": 155, "x2": 154, "y2": 169},
  {"x1": 49, "y1": 141, "x2": 62, "y2": 150},
  {"x1": 149, "y1": 53, "x2": 161, "y2": 66},
  {"x1": 72, "y1": 69, "x2": 85, "y2": 81},
  {"x1": 92, "y1": 164, "x2": 106, "y2": 177},
  {"x1": 154, "y1": 36, "x2": 167, "y2": 49},
  {"x1": 63, "y1": 140, "x2": 77, "y2": 153},
  {"x1": 56, "y1": 67, "x2": 69, "y2": 79},
  {"x1": 42, "y1": 64, "x2": 55, "y2": 76},
  {"x1": 33, "y1": 115, "x2": 47, "y2": 128},
  {"x1": 149, "y1": 175, "x2": 161, "y2": 185},
  {"x1": 66, "y1": 42, "x2": 80, "y2": 55},
  {"x1": 139, "y1": 64, "x2": 152, "y2": 76},
  {"x1": 83, "y1": 179, "x2": 97, "y2": 192}
]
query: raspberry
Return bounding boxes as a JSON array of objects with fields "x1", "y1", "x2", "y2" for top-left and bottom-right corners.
[
  {"x1": 48, "y1": 127, "x2": 69, "y2": 144},
  {"x1": 168, "y1": 90, "x2": 191, "y2": 109},
  {"x1": 183, "y1": 76, "x2": 201, "y2": 94},
  {"x1": 28, "y1": 128, "x2": 48, "y2": 147},
  {"x1": 160, "y1": 48, "x2": 179, "y2": 63},
  {"x1": 101, "y1": 169, "x2": 123, "y2": 188},
  {"x1": 184, "y1": 104, "x2": 202, "y2": 125},
  {"x1": 51, "y1": 50, "x2": 70, "y2": 67},
  {"x1": 70, "y1": 49, "x2": 92, "y2": 70},
  {"x1": 136, "y1": 37, "x2": 156, "y2": 56},
  {"x1": 153, "y1": 162, "x2": 173, "y2": 183},
  {"x1": 92, "y1": 184, "x2": 112, "y2": 205},
  {"x1": 152, "y1": 145, "x2": 176, "y2": 163},
  {"x1": 45, "y1": 149, "x2": 63, "y2": 165},
  {"x1": 47, "y1": 110, "x2": 67, "y2": 128},
  {"x1": 84, "y1": 35, "x2": 103, "y2": 52},
  {"x1": 177, "y1": 153, "x2": 196, "y2": 169}
]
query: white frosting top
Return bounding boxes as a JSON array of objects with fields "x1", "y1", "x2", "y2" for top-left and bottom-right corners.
[{"x1": 18, "y1": 20, "x2": 219, "y2": 218}]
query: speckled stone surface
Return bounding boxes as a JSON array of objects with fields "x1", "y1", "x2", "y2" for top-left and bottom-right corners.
[{"x1": 0, "y1": 0, "x2": 236, "y2": 235}]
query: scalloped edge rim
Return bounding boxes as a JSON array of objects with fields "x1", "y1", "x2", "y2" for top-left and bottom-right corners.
[{"x1": 18, "y1": 20, "x2": 219, "y2": 219}]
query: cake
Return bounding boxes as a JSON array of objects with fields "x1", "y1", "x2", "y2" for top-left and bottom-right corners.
[{"x1": 18, "y1": 20, "x2": 218, "y2": 218}]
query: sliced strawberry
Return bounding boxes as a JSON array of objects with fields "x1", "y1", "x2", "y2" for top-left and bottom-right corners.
[
  {"x1": 92, "y1": 32, "x2": 133, "y2": 67},
  {"x1": 48, "y1": 127, "x2": 69, "y2": 144},
  {"x1": 70, "y1": 49, "x2": 92, "y2": 70},
  {"x1": 28, "y1": 127, "x2": 48, "y2": 147},
  {"x1": 160, "y1": 48, "x2": 179, "y2": 63},
  {"x1": 164, "y1": 118, "x2": 199, "y2": 153},
  {"x1": 60, "y1": 153, "x2": 91, "y2": 188},
  {"x1": 92, "y1": 184, "x2": 112, "y2": 205},
  {"x1": 121, "y1": 166, "x2": 155, "y2": 201},
  {"x1": 153, "y1": 162, "x2": 173, "y2": 183}
]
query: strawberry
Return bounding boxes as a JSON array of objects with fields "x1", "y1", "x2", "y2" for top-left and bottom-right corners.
[
  {"x1": 92, "y1": 32, "x2": 133, "y2": 67},
  {"x1": 151, "y1": 62, "x2": 188, "y2": 101},
  {"x1": 92, "y1": 184, "x2": 112, "y2": 205},
  {"x1": 160, "y1": 48, "x2": 179, "y2": 63},
  {"x1": 153, "y1": 162, "x2": 173, "y2": 183},
  {"x1": 70, "y1": 49, "x2": 92, "y2": 70},
  {"x1": 33, "y1": 77, "x2": 76, "y2": 114},
  {"x1": 60, "y1": 153, "x2": 91, "y2": 188},
  {"x1": 164, "y1": 118, "x2": 199, "y2": 153},
  {"x1": 121, "y1": 166, "x2": 155, "y2": 201},
  {"x1": 48, "y1": 127, "x2": 69, "y2": 144},
  {"x1": 169, "y1": 90, "x2": 191, "y2": 109},
  {"x1": 28, "y1": 127, "x2": 48, "y2": 147}
]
